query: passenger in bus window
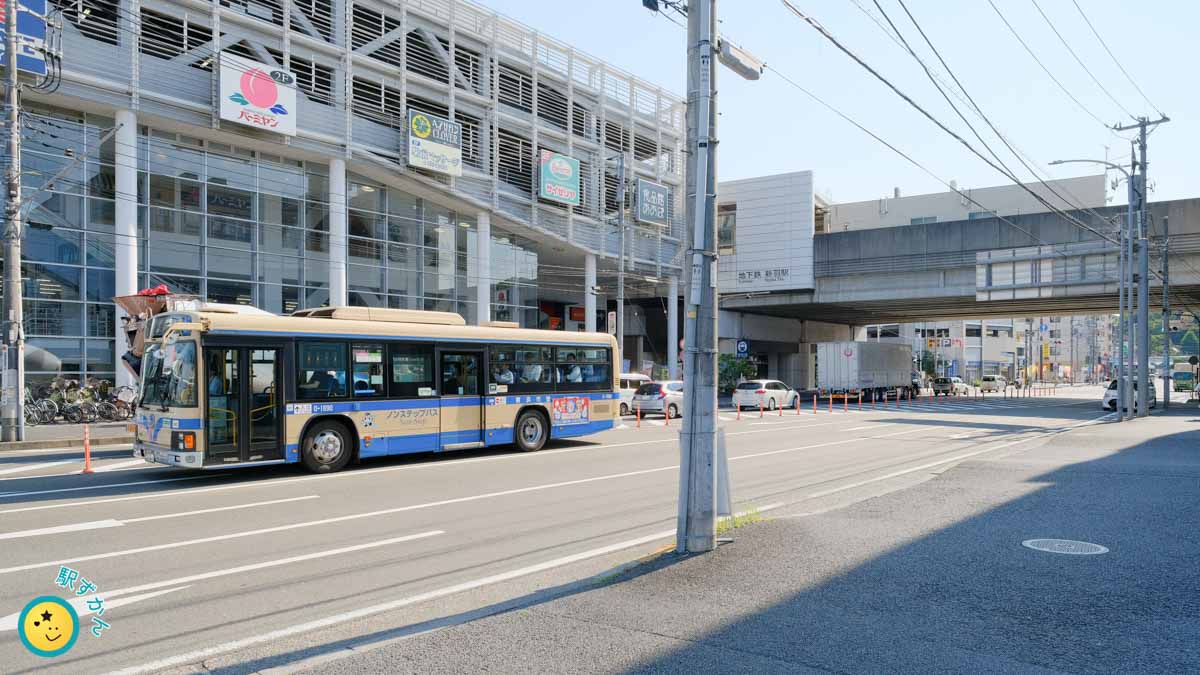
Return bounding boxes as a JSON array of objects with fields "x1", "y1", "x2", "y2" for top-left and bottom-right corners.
[
  {"x1": 494, "y1": 362, "x2": 515, "y2": 385},
  {"x1": 208, "y1": 363, "x2": 223, "y2": 395},
  {"x1": 561, "y1": 354, "x2": 583, "y2": 383},
  {"x1": 520, "y1": 353, "x2": 543, "y2": 383}
]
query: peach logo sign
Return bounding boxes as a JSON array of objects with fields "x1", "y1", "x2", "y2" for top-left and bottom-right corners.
[{"x1": 219, "y1": 54, "x2": 297, "y2": 136}]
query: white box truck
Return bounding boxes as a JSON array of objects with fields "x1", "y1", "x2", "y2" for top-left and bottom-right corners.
[{"x1": 815, "y1": 341, "x2": 914, "y2": 399}]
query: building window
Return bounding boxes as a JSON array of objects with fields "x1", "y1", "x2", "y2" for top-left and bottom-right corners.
[
  {"x1": 910, "y1": 216, "x2": 937, "y2": 225},
  {"x1": 968, "y1": 211, "x2": 996, "y2": 220},
  {"x1": 717, "y1": 203, "x2": 736, "y2": 253},
  {"x1": 867, "y1": 326, "x2": 879, "y2": 339},
  {"x1": 966, "y1": 325, "x2": 982, "y2": 338},
  {"x1": 879, "y1": 324, "x2": 900, "y2": 338}
]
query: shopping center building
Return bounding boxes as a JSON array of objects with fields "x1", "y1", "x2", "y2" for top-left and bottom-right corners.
[{"x1": 6, "y1": 0, "x2": 686, "y2": 386}]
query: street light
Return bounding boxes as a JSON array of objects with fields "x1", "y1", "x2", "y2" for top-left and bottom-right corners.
[{"x1": 1050, "y1": 158, "x2": 1137, "y2": 420}]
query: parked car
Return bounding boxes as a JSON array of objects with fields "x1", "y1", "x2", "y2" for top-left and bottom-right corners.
[
  {"x1": 1102, "y1": 378, "x2": 1157, "y2": 411},
  {"x1": 932, "y1": 376, "x2": 969, "y2": 396},
  {"x1": 732, "y1": 379, "x2": 799, "y2": 411},
  {"x1": 980, "y1": 375, "x2": 1007, "y2": 392},
  {"x1": 618, "y1": 373, "x2": 653, "y2": 416},
  {"x1": 632, "y1": 381, "x2": 685, "y2": 418}
]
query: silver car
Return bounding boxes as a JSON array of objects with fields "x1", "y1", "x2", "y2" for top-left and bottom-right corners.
[{"x1": 632, "y1": 380, "x2": 684, "y2": 418}]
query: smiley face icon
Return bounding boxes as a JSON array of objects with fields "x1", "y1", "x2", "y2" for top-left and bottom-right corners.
[{"x1": 17, "y1": 596, "x2": 79, "y2": 657}]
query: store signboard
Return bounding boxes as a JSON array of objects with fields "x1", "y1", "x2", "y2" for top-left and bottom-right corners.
[
  {"x1": 407, "y1": 109, "x2": 463, "y2": 176},
  {"x1": 219, "y1": 54, "x2": 297, "y2": 136},
  {"x1": 635, "y1": 178, "x2": 669, "y2": 226},
  {"x1": 0, "y1": 0, "x2": 47, "y2": 76},
  {"x1": 538, "y1": 150, "x2": 580, "y2": 206}
]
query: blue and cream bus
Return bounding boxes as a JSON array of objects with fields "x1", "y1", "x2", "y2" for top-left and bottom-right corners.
[{"x1": 133, "y1": 305, "x2": 618, "y2": 473}]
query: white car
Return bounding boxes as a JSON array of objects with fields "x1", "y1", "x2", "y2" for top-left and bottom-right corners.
[
  {"x1": 1102, "y1": 378, "x2": 1157, "y2": 411},
  {"x1": 632, "y1": 380, "x2": 685, "y2": 418},
  {"x1": 732, "y1": 379, "x2": 799, "y2": 412},
  {"x1": 979, "y1": 375, "x2": 1007, "y2": 392},
  {"x1": 932, "y1": 376, "x2": 969, "y2": 396},
  {"x1": 618, "y1": 373, "x2": 652, "y2": 416}
]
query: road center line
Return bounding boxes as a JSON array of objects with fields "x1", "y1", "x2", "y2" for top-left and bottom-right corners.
[
  {"x1": 0, "y1": 530, "x2": 444, "y2": 632},
  {"x1": 0, "y1": 473, "x2": 225, "y2": 500},
  {"x1": 0, "y1": 460, "x2": 75, "y2": 477},
  {"x1": 104, "y1": 414, "x2": 1111, "y2": 675},
  {"x1": 0, "y1": 495, "x2": 322, "y2": 542},
  {"x1": 106, "y1": 528, "x2": 674, "y2": 675}
]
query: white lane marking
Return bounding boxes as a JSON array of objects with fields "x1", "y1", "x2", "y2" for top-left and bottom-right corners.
[
  {"x1": 93, "y1": 458, "x2": 151, "y2": 473},
  {"x1": 950, "y1": 433, "x2": 974, "y2": 440},
  {"x1": 0, "y1": 473, "x2": 224, "y2": 500},
  {"x1": 0, "y1": 442, "x2": 132, "y2": 458},
  {"x1": 0, "y1": 404, "x2": 1099, "y2": 514},
  {"x1": 0, "y1": 531, "x2": 444, "y2": 632},
  {"x1": 105, "y1": 416, "x2": 1116, "y2": 675},
  {"x1": 803, "y1": 414, "x2": 1113, "y2": 501},
  {"x1": 107, "y1": 529, "x2": 675, "y2": 675},
  {"x1": 0, "y1": 460, "x2": 74, "y2": 476},
  {"x1": 844, "y1": 424, "x2": 888, "y2": 431},
  {"x1": 0, "y1": 586, "x2": 193, "y2": 632},
  {"x1": 0, "y1": 519, "x2": 123, "y2": 540},
  {"x1": 0, "y1": 496, "x2": 322, "y2": 542},
  {"x1": 731, "y1": 426, "x2": 932, "y2": 463},
  {"x1": 122, "y1": 495, "x2": 320, "y2": 524}
]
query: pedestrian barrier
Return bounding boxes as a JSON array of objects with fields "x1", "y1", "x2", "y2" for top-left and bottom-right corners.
[
  {"x1": 636, "y1": 405, "x2": 641, "y2": 428},
  {"x1": 779, "y1": 398, "x2": 784, "y2": 416},
  {"x1": 796, "y1": 396, "x2": 801, "y2": 415},
  {"x1": 813, "y1": 393, "x2": 818, "y2": 414},
  {"x1": 858, "y1": 391, "x2": 863, "y2": 410},
  {"x1": 829, "y1": 392, "x2": 833, "y2": 413},
  {"x1": 844, "y1": 392, "x2": 848, "y2": 412},
  {"x1": 664, "y1": 407, "x2": 670, "y2": 426},
  {"x1": 736, "y1": 405, "x2": 741, "y2": 421}
]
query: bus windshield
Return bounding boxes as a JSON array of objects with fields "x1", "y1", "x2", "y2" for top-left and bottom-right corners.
[{"x1": 142, "y1": 341, "x2": 199, "y2": 408}]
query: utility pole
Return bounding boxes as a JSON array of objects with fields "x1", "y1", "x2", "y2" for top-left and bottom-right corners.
[
  {"x1": 615, "y1": 152, "x2": 626, "y2": 371},
  {"x1": 1115, "y1": 116, "x2": 1168, "y2": 416},
  {"x1": 678, "y1": 0, "x2": 718, "y2": 554},
  {"x1": 2, "y1": 0, "x2": 26, "y2": 442},
  {"x1": 1161, "y1": 216, "x2": 1170, "y2": 408}
]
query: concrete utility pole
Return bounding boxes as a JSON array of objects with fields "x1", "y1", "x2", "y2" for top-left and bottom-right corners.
[
  {"x1": 615, "y1": 151, "x2": 626, "y2": 370},
  {"x1": 1114, "y1": 116, "x2": 1169, "y2": 416},
  {"x1": 1161, "y1": 216, "x2": 1170, "y2": 408},
  {"x1": 2, "y1": 0, "x2": 26, "y2": 442},
  {"x1": 678, "y1": 0, "x2": 719, "y2": 554}
]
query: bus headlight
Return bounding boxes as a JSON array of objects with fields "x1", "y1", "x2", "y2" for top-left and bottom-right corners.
[{"x1": 172, "y1": 431, "x2": 196, "y2": 451}]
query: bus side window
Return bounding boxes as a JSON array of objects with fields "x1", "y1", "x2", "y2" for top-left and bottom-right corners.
[
  {"x1": 390, "y1": 343, "x2": 435, "y2": 397},
  {"x1": 352, "y1": 344, "x2": 385, "y2": 397},
  {"x1": 297, "y1": 342, "x2": 347, "y2": 400}
]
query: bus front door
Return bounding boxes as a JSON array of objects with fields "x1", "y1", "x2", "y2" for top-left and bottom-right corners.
[
  {"x1": 438, "y1": 351, "x2": 484, "y2": 450},
  {"x1": 205, "y1": 347, "x2": 283, "y2": 465}
]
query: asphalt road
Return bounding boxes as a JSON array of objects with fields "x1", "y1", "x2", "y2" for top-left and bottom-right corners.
[{"x1": 0, "y1": 387, "x2": 1113, "y2": 673}]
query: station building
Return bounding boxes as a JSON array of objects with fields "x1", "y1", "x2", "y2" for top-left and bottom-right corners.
[{"x1": 5, "y1": 0, "x2": 687, "y2": 387}]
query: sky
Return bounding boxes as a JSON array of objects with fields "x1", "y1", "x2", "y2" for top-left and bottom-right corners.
[{"x1": 484, "y1": 0, "x2": 1195, "y2": 206}]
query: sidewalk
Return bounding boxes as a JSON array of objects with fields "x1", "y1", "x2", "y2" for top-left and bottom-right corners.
[
  {"x1": 297, "y1": 410, "x2": 1200, "y2": 674},
  {"x1": 0, "y1": 421, "x2": 132, "y2": 452}
]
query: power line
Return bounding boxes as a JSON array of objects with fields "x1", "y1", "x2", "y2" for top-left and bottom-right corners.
[
  {"x1": 887, "y1": 0, "x2": 1116, "y2": 230},
  {"x1": 779, "y1": 0, "x2": 1119, "y2": 248},
  {"x1": 1070, "y1": 0, "x2": 1162, "y2": 117},
  {"x1": 985, "y1": 0, "x2": 1118, "y2": 134},
  {"x1": 1029, "y1": 0, "x2": 1135, "y2": 120}
]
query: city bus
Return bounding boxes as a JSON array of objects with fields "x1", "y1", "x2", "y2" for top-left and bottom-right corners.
[{"x1": 132, "y1": 305, "x2": 618, "y2": 473}]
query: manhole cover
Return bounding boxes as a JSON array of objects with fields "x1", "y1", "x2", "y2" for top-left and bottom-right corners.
[{"x1": 1022, "y1": 539, "x2": 1109, "y2": 555}]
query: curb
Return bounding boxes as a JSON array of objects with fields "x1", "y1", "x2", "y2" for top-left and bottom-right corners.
[{"x1": 0, "y1": 436, "x2": 135, "y2": 453}]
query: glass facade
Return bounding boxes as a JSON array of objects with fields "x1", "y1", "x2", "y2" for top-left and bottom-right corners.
[
  {"x1": 4, "y1": 106, "x2": 540, "y2": 386},
  {"x1": 344, "y1": 173, "x2": 538, "y2": 325}
]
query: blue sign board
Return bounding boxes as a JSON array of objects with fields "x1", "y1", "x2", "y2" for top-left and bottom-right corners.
[
  {"x1": 0, "y1": 0, "x2": 48, "y2": 77},
  {"x1": 736, "y1": 339, "x2": 749, "y2": 358}
]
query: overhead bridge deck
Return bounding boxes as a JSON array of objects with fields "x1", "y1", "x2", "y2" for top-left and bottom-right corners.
[{"x1": 722, "y1": 198, "x2": 1200, "y2": 324}]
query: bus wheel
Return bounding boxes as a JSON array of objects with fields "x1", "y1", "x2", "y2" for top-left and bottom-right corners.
[
  {"x1": 515, "y1": 409, "x2": 548, "y2": 452},
  {"x1": 302, "y1": 420, "x2": 352, "y2": 473}
]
